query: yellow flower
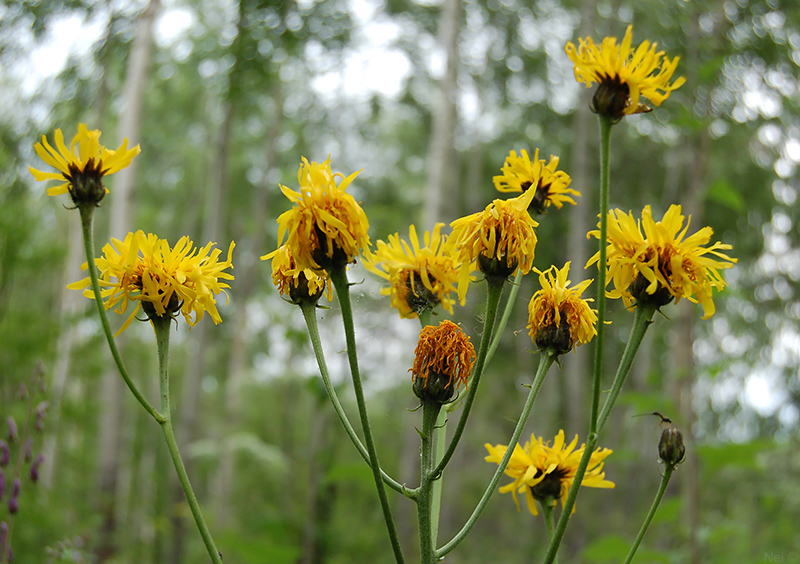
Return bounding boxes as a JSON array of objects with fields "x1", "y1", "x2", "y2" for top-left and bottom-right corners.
[
  {"x1": 363, "y1": 223, "x2": 465, "y2": 318},
  {"x1": 485, "y1": 430, "x2": 614, "y2": 516},
  {"x1": 29, "y1": 124, "x2": 141, "y2": 204},
  {"x1": 493, "y1": 149, "x2": 579, "y2": 214},
  {"x1": 528, "y1": 262, "x2": 597, "y2": 355},
  {"x1": 410, "y1": 320, "x2": 476, "y2": 404},
  {"x1": 276, "y1": 157, "x2": 369, "y2": 273},
  {"x1": 587, "y1": 204, "x2": 737, "y2": 319},
  {"x1": 448, "y1": 190, "x2": 539, "y2": 298},
  {"x1": 261, "y1": 244, "x2": 331, "y2": 304},
  {"x1": 565, "y1": 25, "x2": 685, "y2": 119},
  {"x1": 69, "y1": 231, "x2": 235, "y2": 335}
]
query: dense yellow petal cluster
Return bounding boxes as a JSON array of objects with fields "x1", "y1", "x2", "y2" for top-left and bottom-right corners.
[
  {"x1": 69, "y1": 231, "x2": 235, "y2": 335},
  {"x1": 485, "y1": 430, "x2": 614, "y2": 516},
  {"x1": 410, "y1": 320, "x2": 475, "y2": 404},
  {"x1": 528, "y1": 262, "x2": 597, "y2": 354},
  {"x1": 29, "y1": 124, "x2": 140, "y2": 200},
  {"x1": 261, "y1": 244, "x2": 331, "y2": 303},
  {"x1": 565, "y1": 25, "x2": 685, "y2": 118},
  {"x1": 448, "y1": 190, "x2": 539, "y2": 298},
  {"x1": 587, "y1": 204, "x2": 737, "y2": 318},
  {"x1": 363, "y1": 224, "x2": 464, "y2": 318},
  {"x1": 276, "y1": 157, "x2": 369, "y2": 273},
  {"x1": 493, "y1": 149, "x2": 579, "y2": 214}
]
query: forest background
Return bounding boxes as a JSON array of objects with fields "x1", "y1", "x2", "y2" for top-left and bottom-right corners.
[{"x1": 1, "y1": 0, "x2": 799, "y2": 562}]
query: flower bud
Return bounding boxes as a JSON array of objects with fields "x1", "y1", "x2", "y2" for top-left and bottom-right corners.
[
  {"x1": 6, "y1": 418, "x2": 17, "y2": 444},
  {"x1": 8, "y1": 478, "x2": 20, "y2": 514},
  {"x1": 23, "y1": 438, "x2": 32, "y2": 463},
  {"x1": 0, "y1": 522, "x2": 7, "y2": 557},
  {"x1": 30, "y1": 454, "x2": 45, "y2": 483},
  {"x1": 0, "y1": 442, "x2": 9, "y2": 467},
  {"x1": 0, "y1": 469, "x2": 5, "y2": 501},
  {"x1": 17, "y1": 384, "x2": 28, "y2": 401},
  {"x1": 658, "y1": 427, "x2": 686, "y2": 468}
]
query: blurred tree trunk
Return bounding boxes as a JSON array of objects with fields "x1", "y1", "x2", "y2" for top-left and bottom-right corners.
[
  {"x1": 95, "y1": 1, "x2": 159, "y2": 560},
  {"x1": 41, "y1": 8, "x2": 118, "y2": 490},
  {"x1": 212, "y1": 80, "x2": 282, "y2": 526},
  {"x1": 423, "y1": 0, "x2": 460, "y2": 229},
  {"x1": 171, "y1": 96, "x2": 233, "y2": 563}
]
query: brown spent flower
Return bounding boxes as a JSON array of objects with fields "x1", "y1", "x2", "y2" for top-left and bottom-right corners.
[{"x1": 410, "y1": 320, "x2": 476, "y2": 404}]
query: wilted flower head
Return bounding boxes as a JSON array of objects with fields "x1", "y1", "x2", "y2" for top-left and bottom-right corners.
[
  {"x1": 261, "y1": 244, "x2": 330, "y2": 304},
  {"x1": 410, "y1": 320, "x2": 476, "y2": 404},
  {"x1": 276, "y1": 157, "x2": 369, "y2": 273},
  {"x1": 363, "y1": 224, "x2": 465, "y2": 318},
  {"x1": 587, "y1": 204, "x2": 737, "y2": 318},
  {"x1": 29, "y1": 124, "x2": 141, "y2": 205},
  {"x1": 528, "y1": 262, "x2": 597, "y2": 356},
  {"x1": 485, "y1": 430, "x2": 614, "y2": 515},
  {"x1": 565, "y1": 25, "x2": 685, "y2": 120},
  {"x1": 493, "y1": 149, "x2": 579, "y2": 215},
  {"x1": 448, "y1": 190, "x2": 539, "y2": 298},
  {"x1": 69, "y1": 231, "x2": 235, "y2": 335}
]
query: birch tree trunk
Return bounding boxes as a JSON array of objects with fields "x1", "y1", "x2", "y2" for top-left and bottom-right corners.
[
  {"x1": 94, "y1": 1, "x2": 159, "y2": 560},
  {"x1": 41, "y1": 8, "x2": 118, "y2": 491},
  {"x1": 212, "y1": 80, "x2": 282, "y2": 526},
  {"x1": 171, "y1": 86, "x2": 235, "y2": 564},
  {"x1": 423, "y1": 0, "x2": 460, "y2": 229}
]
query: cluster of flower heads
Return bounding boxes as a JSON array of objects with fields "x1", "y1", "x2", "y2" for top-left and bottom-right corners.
[
  {"x1": 69, "y1": 231, "x2": 235, "y2": 335},
  {"x1": 485, "y1": 430, "x2": 614, "y2": 516},
  {"x1": 588, "y1": 205, "x2": 737, "y2": 318}
]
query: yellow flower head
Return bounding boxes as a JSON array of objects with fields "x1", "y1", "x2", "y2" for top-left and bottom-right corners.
[
  {"x1": 410, "y1": 320, "x2": 476, "y2": 404},
  {"x1": 528, "y1": 262, "x2": 597, "y2": 355},
  {"x1": 363, "y1": 223, "x2": 466, "y2": 318},
  {"x1": 587, "y1": 204, "x2": 737, "y2": 319},
  {"x1": 261, "y1": 244, "x2": 331, "y2": 304},
  {"x1": 565, "y1": 25, "x2": 686, "y2": 120},
  {"x1": 485, "y1": 430, "x2": 614, "y2": 516},
  {"x1": 69, "y1": 231, "x2": 235, "y2": 335},
  {"x1": 493, "y1": 149, "x2": 579, "y2": 215},
  {"x1": 29, "y1": 124, "x2": 141, "y2": 205},
  {"x1": 448, "y1": 190, "x2": 539, "y2": 299},
  {"x1": 276, "y1": 157, "x2": 369, "y2": 273}
]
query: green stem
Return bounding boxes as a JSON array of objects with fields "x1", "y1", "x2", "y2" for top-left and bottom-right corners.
[
  {"x1": 416, "y1": 309, "x2": 446, "y2": 543},
  {"x1": 417, "y1": 401, "x2": 442, "y2": 564},
  {"x1": 437, "y1": 353, "x2": 555, "y2": 558},
  {"x1": 485, "y1": 270, "x2": 523, "y2": 366},
  {"x1": 330, "y1": 266, "x2": 405, "y2": 564},
  {"x1": 589, "y1": 115, "x2": 612, "y2": 435},
  {"x1": 299, "y1": 301, "x2": 410, "y2": 497},
  {"x1": 622, "y1": 466, "x2": 674, "y2": 564},
  {"x1": 540, "y1": 499, "x2": 558, "y2": 564},
  {"x1": 77, "y1": 205, "x2": 164, "y2": 423},
  {"x1": 432, "y1": 276, "x2": 505, "y2": 478},
  {"x1": 596, "y1": 304, "x2": 657, "y2": 433},
  {"x1": 153, "y1": 318, "x2": 222, "y2": 564},
  {"x1": 542, "y1": 115, "x2": 612, "y2": 564}
]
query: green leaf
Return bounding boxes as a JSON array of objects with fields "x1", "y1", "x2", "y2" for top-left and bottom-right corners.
[{"x1": 706, "y1": 178, "x2": 746, "y2": 212}]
